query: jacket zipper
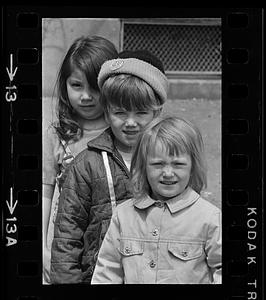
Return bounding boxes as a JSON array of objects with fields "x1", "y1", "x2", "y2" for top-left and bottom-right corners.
[{"x1": 112, "y1": 153, "x2": 130, "y2": 178}]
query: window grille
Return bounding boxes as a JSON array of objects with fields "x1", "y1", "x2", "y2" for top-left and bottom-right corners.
[{"x1": 122, "y1": 22, "x2": 221, "y2": 74}]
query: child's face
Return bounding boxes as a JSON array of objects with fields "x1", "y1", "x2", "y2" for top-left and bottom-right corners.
[
  {"x1": 107, "y1": 106, "x2": 154, "y2": 152},
  {"x1": 66, "y1": 68, "x2": 103, "y2": 121},
  {"x1": 146, "y1": 141, "x2": 192, "y2": 201}
]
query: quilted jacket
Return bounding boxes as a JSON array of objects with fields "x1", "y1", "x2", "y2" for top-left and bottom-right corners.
[{"x1": 50, "y1": 128, "x2": 133, "y2": 284}]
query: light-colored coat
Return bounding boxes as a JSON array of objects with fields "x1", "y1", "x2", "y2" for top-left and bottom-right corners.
[{"x1": 91, "y1": 187, "x2": 221, "y2": 284}]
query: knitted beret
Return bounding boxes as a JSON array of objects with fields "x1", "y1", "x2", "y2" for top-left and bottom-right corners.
[{"x1": 98, "y1": 50, "x2": 169, "y2": 104}]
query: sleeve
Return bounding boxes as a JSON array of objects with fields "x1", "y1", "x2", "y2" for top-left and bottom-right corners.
[
  {"x1": 205, "y1": 209, "x2": 222, "y2": 284},
  {"x1": 50, "y1": 157, "x2": 91, "y2": 284},
  {"x1": 91, "y1": 210, "x2": 123, "y2": 284},
  {"x1": 42, "y1": 125, "x2": 62, "y2": 186}
]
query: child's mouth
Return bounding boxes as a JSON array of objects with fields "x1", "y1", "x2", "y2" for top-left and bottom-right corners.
[
  {"x1": 160, "y1": 181, "x2": 177, "y2": 185},
  {"x1": 123, "y1": 131, "x2": 138, "y2": 136},
  {"x1": 80, "y1": 104, "x2": 95, "y2": 108}
]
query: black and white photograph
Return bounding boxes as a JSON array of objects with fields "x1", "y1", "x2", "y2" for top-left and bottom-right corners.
[
  {"x1": 2, "y1": 7, "x2": 263, "y2": 300},
  {"x1": 42, "y1": 17, "x2": 222, "y2": 285}
]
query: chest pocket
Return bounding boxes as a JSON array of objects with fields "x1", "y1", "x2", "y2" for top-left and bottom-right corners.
[
  {"x1": 168, "y1": 242, "x2": 203, "y2": 261},
  {"x1": 119, "y1": 239, "x2": 144, "y2": 256}
]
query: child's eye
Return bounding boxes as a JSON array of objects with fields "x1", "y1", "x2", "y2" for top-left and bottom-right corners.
[
  {"x1": 173, "y1": 162, "x2": 185, "y2": 167},
  {"x1": 137, "y1": 111, "x2": 149, "y2": 115},
  {"x1": 71, "y1": 83, "x2": 82, "y2": 88},
  {"x1": 151, "y1": 162, "x2": 163, "y2": 166},
  {"x1": 114, "y1": 111, "x2": 126, "y2": 115}
]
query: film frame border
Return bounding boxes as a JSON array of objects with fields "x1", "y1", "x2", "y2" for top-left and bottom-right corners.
[{"x1": 1, "y1": 6, "x2": 263, "y2": 300}]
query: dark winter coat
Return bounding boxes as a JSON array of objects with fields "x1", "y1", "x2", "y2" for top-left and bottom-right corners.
[{"x1": 50, "y1": 128, "x2": 133, "y2": 284}]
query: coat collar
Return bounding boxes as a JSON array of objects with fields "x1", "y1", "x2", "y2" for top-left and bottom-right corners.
[
  {"x1": 86, "y1": 127, "x2": 130, "y2": 175},
  {"x1": 133, "y1": 187, "x2": 200, "y2": 214},
  {"x1": 87, "y1": 127, "x2": 115, "y2": 153}
]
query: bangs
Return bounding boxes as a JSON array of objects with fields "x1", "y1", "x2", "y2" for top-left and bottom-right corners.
[
  {"x1": 70, "y1": 55, "x2": 99, "y2": 91},
  {"x1": 146, "y1": 125, "x2": 190, "y2": 158},
  {"x1": 102, "y1": 74, "x2": 161, "y2": 111}
]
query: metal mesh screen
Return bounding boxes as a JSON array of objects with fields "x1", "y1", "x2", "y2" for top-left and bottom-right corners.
[{"x1": 123, "y1": 23, "x2": 221, "y2": 73}]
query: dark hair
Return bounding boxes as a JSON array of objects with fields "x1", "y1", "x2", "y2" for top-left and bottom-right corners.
[
  {"x1": 118, "y1": 49, "x2": 165, "y2": 74},
  {"x1": 53, "y1": 35, "x2": 118, "y2": 142}
]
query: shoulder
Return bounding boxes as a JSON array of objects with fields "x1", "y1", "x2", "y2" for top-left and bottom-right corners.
[
  {"x1": 69, "y1": 147, "x2": 97, "y2": 167},
  {"x1": 68, "y1": 129, "x2": 115, "y2": 173},
  {"x1": 114, "y1": 198, "x2": 135, "y2": 216},
  {"x1": 72, "y1": 147, "x2": 95, "y2": 164},
  {"x1": 67, "y1": 127, "x2": 110, "y2": 157},
  {"x1": 43, "y1": 124, "x2": 61, "y2": 145},
  {"x1": 43, "y1": 123, "x2": 56, "y2": 138},
  {"x1": 66, "y1": 146, "x2": 103, "y2": 178},
  {"x1": 194, "y1": 197, "x2": 221, "y2": 229},
  {"x1": 118, "y1": 198, "x2": 135, "y2": 209},
  {"x1": 43, "y1": 124, "x2": 66, "y2": 157},
  {"x1": 44, "y1": 122, "x2": 58, "y2": 135},
  {"x1": 197, "y1": 197, "x2": 221, "y2": 214},
  {"x1": 112, "y1": 199, "x2": 140, "y2": 228},
  {"x1": 87, "y1": 127, "x2": 114, "y2": 151}
]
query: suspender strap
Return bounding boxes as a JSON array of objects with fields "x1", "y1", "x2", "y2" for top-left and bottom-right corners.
[
  {"x1": 102, "y1": 151, "x2": 116, "y2": 213},
  {"x1": 61, "y1": 140, "x2": 72, "y2": 156}
]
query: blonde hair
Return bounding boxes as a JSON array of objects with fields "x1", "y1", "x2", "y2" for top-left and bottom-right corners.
[
  {"x1": 100, "y1": 74, "x2": 163, "y2": 116},
  {"x1": 131, "y1": 115, "x2": 207, "y2": 198}
]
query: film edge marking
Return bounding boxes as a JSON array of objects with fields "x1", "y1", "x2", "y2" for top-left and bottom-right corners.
[
  {"x1": 5, "y1": 53, "x2": 18, "y2": 102},
  {"x1": 5, "y1": 187, "x2": 18, "y2": 247},
  {"x1": 247, "y1": 207, "x2": 258, "y2": 299}
]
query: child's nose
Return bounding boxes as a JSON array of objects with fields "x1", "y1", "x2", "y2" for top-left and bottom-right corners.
[
  {"x1": 162, "y1": 166, "x2": 174, "y2": 177},
  {"x1": 81, "y1": 91, "x2": 92, "y2": 101},
  {"x1": 125, "y1": 116, "x2": 137, "y2": 127}
]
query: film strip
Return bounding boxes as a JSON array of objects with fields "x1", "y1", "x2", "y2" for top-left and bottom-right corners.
[{"x1": 1, "y1": 7, "x2": 263, "y2": 300}]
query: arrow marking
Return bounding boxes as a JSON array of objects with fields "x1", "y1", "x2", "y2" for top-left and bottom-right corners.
[
  {"x1": 6, "y1": 187, "x2": 18, "y2": 215},
  {"x1": 6, "y1": 54, "x2": 18, "y2": 82}
]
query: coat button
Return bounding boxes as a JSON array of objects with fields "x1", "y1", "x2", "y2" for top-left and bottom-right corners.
[
  {"x1": 152, "y1": 228, "x2": 159, "y2": 236},
  {"x1": 155, "y1": 201, "x2": 164, "y2": 208},
  {"x1": 149, "y1": 260, "x2": 156, "y2": 268},
  {"x1": 181, "y1": 250, "x2": 188, "y2": 257},
  {"x1": 125, "y1": 246, "x2": 131, "y2": 254}
]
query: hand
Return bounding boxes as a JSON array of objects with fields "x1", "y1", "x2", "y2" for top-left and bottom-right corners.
[{"x1": 43, "y1": 246, "x2": 51, "y2": 284}]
